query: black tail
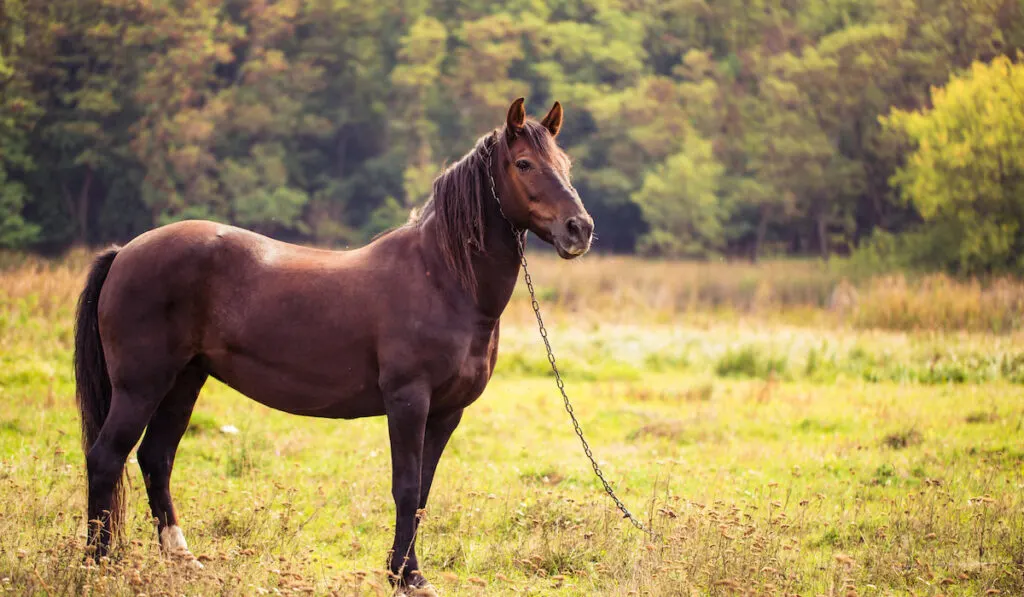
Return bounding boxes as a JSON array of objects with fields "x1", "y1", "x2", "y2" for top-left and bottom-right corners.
[{"x1": 74, "y1": 247, "x2": 123, "y2": 534}]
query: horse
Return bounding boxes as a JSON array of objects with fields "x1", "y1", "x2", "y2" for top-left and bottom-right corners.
[{"x1": 73, "y1": 97, "x2": 593, "y2": 591}]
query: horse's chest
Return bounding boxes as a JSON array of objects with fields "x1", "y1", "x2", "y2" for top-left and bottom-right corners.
[{"x1": 433, "y1": 327, "x2": 499, "y2": 411}]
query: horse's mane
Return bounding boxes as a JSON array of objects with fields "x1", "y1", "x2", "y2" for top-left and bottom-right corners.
[{"x1": 409, "y1": 120, "x2": 565, "y2": 291}]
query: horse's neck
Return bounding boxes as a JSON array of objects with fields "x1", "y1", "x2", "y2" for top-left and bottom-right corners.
[
  {"x1": 418, "y1": 147, "x2": 522, "y2": 320},
  {"x1": 468, "y1": 195, "x2": 522, "y2": 319}
]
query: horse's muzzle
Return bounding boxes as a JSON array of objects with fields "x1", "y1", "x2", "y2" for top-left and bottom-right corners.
[{"x1": 555, "y1": 214, "x2": 593, "y2": 258}]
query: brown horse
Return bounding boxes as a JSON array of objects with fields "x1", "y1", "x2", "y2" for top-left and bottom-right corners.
[{"x1": 73, "y1": 98, "x2": 593, "y2": 590}]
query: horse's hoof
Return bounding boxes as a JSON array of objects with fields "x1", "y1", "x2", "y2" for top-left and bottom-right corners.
[
  {"x1": 397, "y1": 584, "x2": 437, "y2": 597},
  {"x1": 395, "y1": 571, "x2": 436, "y2": 596},
  {"x1": 408, "y1": 584, "x2": 438, "y2": 597},
  {"x1": 160, "y1": 525, "x2": 203, "y2": 569}
]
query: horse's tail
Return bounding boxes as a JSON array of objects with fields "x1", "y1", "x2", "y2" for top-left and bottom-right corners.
[{"x1": 74, "y1": 247, "x2": 124, "y2": 533}]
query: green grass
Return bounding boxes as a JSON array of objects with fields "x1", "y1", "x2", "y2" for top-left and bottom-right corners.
[{"x1": 1, "y1": 260, "x2": 1023, "y2": 595}]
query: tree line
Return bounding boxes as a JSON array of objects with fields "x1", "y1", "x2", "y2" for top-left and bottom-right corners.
[{"x1": 2, "y1": 0, "x2": 1023, "y2": 274}]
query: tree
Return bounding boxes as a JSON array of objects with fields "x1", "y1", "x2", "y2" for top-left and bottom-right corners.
[
  {"x1": 882, "y1": 54, "x2": 1024, "y2": 273},
  {"x1": 632, "y1": 132, "x2": 725, "y2": 258},
  {"x1": 390, "y1": 16, "x2": 448, "y2": 209},
  {"x1": 0, "y1": 0, "x2": 43, "y2": 247}
]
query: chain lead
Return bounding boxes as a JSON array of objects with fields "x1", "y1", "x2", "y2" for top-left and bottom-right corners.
[{"x1": 482, "y1": 138, "x2": 654, "y2": 539}]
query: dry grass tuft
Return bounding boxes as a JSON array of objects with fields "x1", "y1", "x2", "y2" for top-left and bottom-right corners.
[
  {"x1": 852, "y1": 274, "x2": 1024, "y2": 333},
  {"x1": 965, "y1": 410, "x2": 1000, "y2": 424},
  {"x1": 510, "y1": 254, "x2": 1024, "y2": 333},
  {"x1": 881, "y1": 428, "x2": 924, "y2": 450}
]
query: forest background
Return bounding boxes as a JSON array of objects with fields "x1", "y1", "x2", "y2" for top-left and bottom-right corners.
[{"x1": 3, "y1": 0, "x2": 1024, "y2": 275}]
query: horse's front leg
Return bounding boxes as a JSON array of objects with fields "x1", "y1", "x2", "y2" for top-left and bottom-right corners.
[
  {"x1": 419, "y1": 409, "x2": 464, "y2": 510},
  {"x1": 383, "y1": 381, "x2": 431, "y2": 589}
]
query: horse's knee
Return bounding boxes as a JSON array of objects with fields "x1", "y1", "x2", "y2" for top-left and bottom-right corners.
[{"x1": 392, "y1": 481, "x2": 421, "y2": 507}]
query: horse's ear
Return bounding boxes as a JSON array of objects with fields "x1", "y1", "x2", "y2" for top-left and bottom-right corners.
[
  {"x1": 540, "y1": 101, "x2": 563, "y2": 137},
  {"x1": 506, "y1": 97, "x2": 526, "y2": 141}
]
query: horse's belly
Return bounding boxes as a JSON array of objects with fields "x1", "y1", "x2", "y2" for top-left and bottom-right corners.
[{"x1": 204, "y1": 352, "x2": 386, "y2": 419}]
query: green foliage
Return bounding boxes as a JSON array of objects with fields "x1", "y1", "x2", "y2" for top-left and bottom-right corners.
[
  {"x1": 363, "y1": 197, "x2": 410, "y2": 240},
  {"x1": 221, "y1": 144, "x2": 310, "y2": 233},
  {"x1": 633, "y1": 134, "x2": 725, "y2": 258},
  {"x1": 0, "y1": 0, "x2": 44, "y2": 248},
  {"x1": 882, "y1": 54, "x2": 1024, "y2": 274},
  {"x1": 714, "y1": 345, "x2": 788, "y2": 380},
  {"x1": 0, "y1": 172, "x2": 39, "y2": 248},
  {"x1": 1, "y1": 0, "x2": 1023, "y2": 259}
]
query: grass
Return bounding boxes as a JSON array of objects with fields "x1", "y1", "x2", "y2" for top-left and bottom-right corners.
[{"x1": 1, "y1": 251, "x2": 1023, "y2": 595}]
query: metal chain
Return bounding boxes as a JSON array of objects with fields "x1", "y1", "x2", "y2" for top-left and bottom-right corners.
[{"x1": 481, "y1": 138, "x2": 654, "y2": 539}]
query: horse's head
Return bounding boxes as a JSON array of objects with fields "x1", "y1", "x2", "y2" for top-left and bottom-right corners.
[{"x1": 496, "y1": 98, "x2": 593, "y2": 259}]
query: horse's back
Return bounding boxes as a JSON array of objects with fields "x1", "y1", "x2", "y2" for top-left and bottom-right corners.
[
  {"x1": 103, "y1": 219, "x2": 371, "y2": 297},
  {"x1": 115, "y1": 219, "x2": 343, "y2": 266},
  {"x1": 95, "y1": 220, "x2": 402, "y2": 417}
]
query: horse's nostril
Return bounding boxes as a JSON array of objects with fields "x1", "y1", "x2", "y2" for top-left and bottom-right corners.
[{"x1": 566, "y1": 218, "x2": 581, "y2": 238}]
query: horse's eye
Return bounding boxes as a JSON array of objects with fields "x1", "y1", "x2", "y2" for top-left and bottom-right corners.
[{"x1": 515, "y1": 159, "x2": 532, "y2": 172}]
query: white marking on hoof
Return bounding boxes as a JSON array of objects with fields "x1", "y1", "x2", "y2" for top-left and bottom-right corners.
[
  {"x1": 160, "y1": 525, "x2": 202, "y2": 567},
  {"x1": 160, "y1": 525, "x2": 189, "y2": 552}
]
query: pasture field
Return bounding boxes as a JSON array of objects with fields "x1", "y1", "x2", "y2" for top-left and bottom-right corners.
[{"x1": 1, "y1": 253, "x2": 1023, "y2": 596}]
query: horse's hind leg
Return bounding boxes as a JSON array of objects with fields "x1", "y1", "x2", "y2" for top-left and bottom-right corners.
[
  {"x1": 86, "y1": 384, "x2": 171, "y2": 556},
  {"x1": 137, "y1": 360, "x2": 207, "y2": 565}
]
